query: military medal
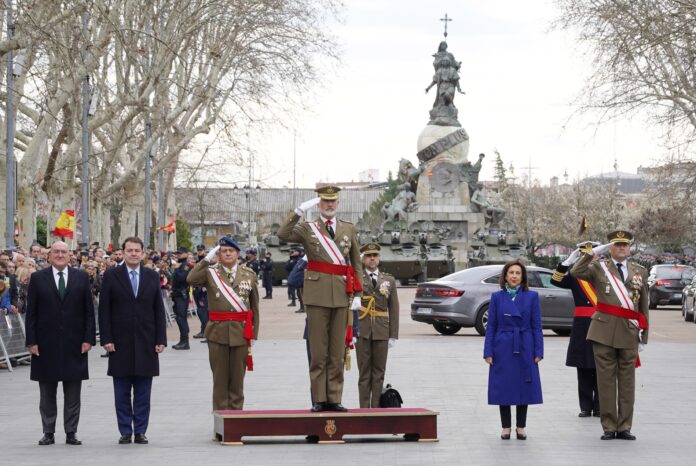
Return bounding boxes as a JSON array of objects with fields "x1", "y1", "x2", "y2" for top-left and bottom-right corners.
[
  {"x1": 605, "y1": 284, "x2": 611, "y2": 295},
  {"x1": 216, "y1": 292, "x2": 221, "y2": 298}
]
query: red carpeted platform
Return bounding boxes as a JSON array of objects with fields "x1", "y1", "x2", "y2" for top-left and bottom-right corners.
[{"x1": 213, "y1": 408, "x2": 439, "y2": 444}]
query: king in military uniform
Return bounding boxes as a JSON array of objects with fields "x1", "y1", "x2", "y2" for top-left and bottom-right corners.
[
  {"x1": 186, "y1": 236, "x2": 260, "y2": 410},
  {"x1": 278, "y1": 185, "x2": 363, "y2": 412},
  {"x1": 356, "y1": 243, "x2": 399, "y2": 408},
  {"x1": 570, "y1": 230, "x2": 648, "y2": 440}
]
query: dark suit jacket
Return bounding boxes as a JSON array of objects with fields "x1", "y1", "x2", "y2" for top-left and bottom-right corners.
[
  {"x1": 98, "y1": 264, "x2": 167, "y2": 377},
  {"x1": 24, "y1": 267, "x2": 96, "y2": 382}
]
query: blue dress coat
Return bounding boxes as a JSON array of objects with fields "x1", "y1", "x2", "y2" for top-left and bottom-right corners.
[{"x1": 483, "y1": 289, "x2": 544, "y2": 405}]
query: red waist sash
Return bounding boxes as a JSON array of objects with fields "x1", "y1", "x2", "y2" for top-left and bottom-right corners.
[
  {"x1": 306, "y1": 260, "x2": 363, "y2": 293},
  {"x1": 209, "y1": 311, "x2": 254, "y2": 370},
  {"x1": 595, "y1": 301, "x2": 647, "y2": 368},
  {"x1": 574, "y1": 306, "x2": 595, "y2": 318}
]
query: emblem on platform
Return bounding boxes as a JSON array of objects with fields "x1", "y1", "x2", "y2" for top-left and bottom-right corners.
[{"x1": 324, "y1": 419, "x2": 337, "y2": 438}]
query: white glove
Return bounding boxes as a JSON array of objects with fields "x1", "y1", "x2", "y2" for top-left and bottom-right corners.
[
  {"x1": 562, "y1": 248, "x2": 581, "y2": 266},
  {"x1": 638, "y1": 342, "x2": 645, "y2": 353},
  {"x1": 351, "y1": 337, "x2": 358, "y2": 345},
  {"x1": 205, "y1": 245, "x2": 220, "y2": 262},
  {"x1": 251, "y1": 339, "x2": 257, "y2": 347},
  {"x1": 350, "y1": 297, "x2": 361, "y2": 311},
  {"x1": 388, "y1": 338, "x2": 396, "y2": 349},
  {"x1": 591, "y1": 243, "x2": 611, "y2": 256},
  {"x1": 295, "y1": 197, "x2": 321, "y2": 216}
]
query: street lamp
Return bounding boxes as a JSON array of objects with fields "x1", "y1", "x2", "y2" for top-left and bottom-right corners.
[{"x1": 242, "y1": 184, "x2": 261, "y2": 245}]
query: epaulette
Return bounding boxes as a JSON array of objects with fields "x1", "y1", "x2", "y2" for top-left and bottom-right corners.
[
  {"x1": 381, "y1": 272, "x2": 393, "y2": 278},
  {"x1": 240, "y1": 265, "x2": 256, "y2": 274},
  {"x1": 629, "y1": 261, "x2": 646, "y2": 271},
  {"x1": 338, "y1": 218, "x2": 353, "y2": 224},
  {"x1": 551, "y1": 270, "x2": 566, "y2": 282}
]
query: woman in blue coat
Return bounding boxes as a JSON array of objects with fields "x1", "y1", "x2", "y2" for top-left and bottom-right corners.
[{"x1": 483, "y1": 259, "x2": 544, "y2": 440}]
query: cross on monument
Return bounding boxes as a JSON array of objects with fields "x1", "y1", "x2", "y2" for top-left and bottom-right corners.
[{"x1": 440, "y1": 13, "x2": 453, "y2": 38}]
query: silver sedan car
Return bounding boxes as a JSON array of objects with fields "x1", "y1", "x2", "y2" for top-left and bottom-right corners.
[{"x1": 410, "y1": 264, "x2": 575, "y2": 336}]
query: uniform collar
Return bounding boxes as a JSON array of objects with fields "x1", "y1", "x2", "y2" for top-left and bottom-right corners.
[{"x1": 320, "y1": 214, "x2": 338, "y2": 225}]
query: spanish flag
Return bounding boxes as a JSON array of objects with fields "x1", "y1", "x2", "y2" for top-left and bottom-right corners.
[
  {"x1": 157, "y1": 215, "x2": 176, "y2": 233},
  {"x1": 53, "y1": 210, "x2": 75, "y2": 239}
]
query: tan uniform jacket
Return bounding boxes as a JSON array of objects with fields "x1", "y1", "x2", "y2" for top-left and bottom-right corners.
[
  {"x1": 359, "y1": 271, "x2": 399, "y2": 340},
  {"x1": 571, "y1": 254, "x2": 649, "y2": 348},
  {"x1": 187, "y1": 260, "x2": 260, "y2": 346},
  {"x1": 277, "y1": 211, "x2": 363, "y2": 307}
]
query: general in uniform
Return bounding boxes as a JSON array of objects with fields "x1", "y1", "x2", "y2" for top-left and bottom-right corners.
[
  {"x1": 356, "y1": 243, "x2": 399, "y2": 408},
  {"x1": 571, "y1": 230, "x2": 649, "y2": 440},
  {"x1": 551, "y1": 242, "x2": 600, "y2": 417},
  {"x1": 186, "y1": 236, "x2": 260, "y2": 410},
  {"x1": 278, "y1": 185, "x2": 363, "y2": 412}
]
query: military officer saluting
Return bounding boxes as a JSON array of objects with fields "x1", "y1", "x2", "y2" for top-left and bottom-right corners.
[
  {"x1": 186, "y1": 236, "x2": 260, "y2": 410},
  {"x1": 356, "y1": 243, "x2": 399, "y2": 408},
  {"x1": 278, "y1": 185, "x2": 363, "y2": 412},
  {"x1": 571, "y1": 230, "x2": 648, "y2": 441}
]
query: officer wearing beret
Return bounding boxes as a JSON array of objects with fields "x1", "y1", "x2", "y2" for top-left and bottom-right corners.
[
  {"x1": 186, "y1": 237, "x2": 260, "y2": 410},
  {"x1": 278, "y1": 185, "x2": 363, "y2": 412},
  {"x1": 170, "y1": 247, "x2": 192, "y2": 350},
  {"x1": 356, "y1": 243, "x2": 399, "y2": 408},
  {"x1": 571, "y1": 230, "x2": 649, "y2": 441}
]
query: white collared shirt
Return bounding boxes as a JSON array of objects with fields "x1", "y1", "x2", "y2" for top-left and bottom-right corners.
[
  {"x1": 52, "y1": 266, "x2": 68, "y2": 288},
  {"x1": 221, "y1": 264, "x2": 238, "y2": 281},
  {"x1": 320, "y1": 215, "x2": 337, "y2": 227}
]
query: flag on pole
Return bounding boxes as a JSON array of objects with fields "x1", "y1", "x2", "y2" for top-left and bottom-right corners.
[
  {"x1": 53, "y1": 210, "x2": 75, "y2": 238},
  {"x1": 157, "y1": 215, "x2": 176, "y2": 233},
  {"x1": 578, "y1": 214, "x2": 588, "y2": 236}
]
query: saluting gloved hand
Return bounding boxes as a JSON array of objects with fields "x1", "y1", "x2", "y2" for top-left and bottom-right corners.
[
  {"x1": 295, "y1": 197, "x2": 321, "y2": 216},
  {"x1": 562, "y1": 248, "x2": 581, "y2": 266},
  {"x1": 205, "y1": 245, "x2": 220, "y2": 263},
  {"x1": 591, "y1": 243, "x2": 611, "y2": 256},
  {"x1": 350, "y1": 297, "x2": 361, "y2": 311},
  {"x1": 388, "y1": 338, "x2": 396, "y2": 349}
]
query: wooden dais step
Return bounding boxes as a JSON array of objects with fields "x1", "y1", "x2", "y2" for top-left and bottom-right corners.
[{"x1": 213, "y1": 408, "x2": 439, "y2": 444}]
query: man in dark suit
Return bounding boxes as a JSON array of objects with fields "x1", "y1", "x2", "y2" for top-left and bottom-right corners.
[
  {"x1": 99, "y1": 237, "x2": 167, "y2": 445},
  {"x1": 24, "y1": 241, "x2": 96, "y2": 446}
]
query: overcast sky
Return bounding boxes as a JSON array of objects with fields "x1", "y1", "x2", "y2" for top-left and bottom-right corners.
[{"x1": 224, "y1": 0, "x2": 668, "y2": 189}]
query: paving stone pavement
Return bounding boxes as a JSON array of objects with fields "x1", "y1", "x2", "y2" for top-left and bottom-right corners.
[{"x1": 2, "y1": 293, "x2": 696, "y2": 465}]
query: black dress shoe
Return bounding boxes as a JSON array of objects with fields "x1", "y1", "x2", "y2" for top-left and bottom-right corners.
[
  {"x1": 192, "y1": 332, "x2": 205, "y2": 339},
  {"x1": 593, "y1": 411, "x2": 601, "y2": 417},
  {"x1": 601, "y1": 431, "x2": 616, "y2": 440},
  {"x1": 172, "y1": 340, "x2": 190, "y2": 350},
  {"x1": 65, "y1": 433, "x2": 82, "y2": 445},
  {"x1": 500, "y1": 431, "x2": 511, "y2": 440},
  {"x1": 327, "y1": 403, "x2": 347, "y2": 412},
  {"x1": 578, "y1": 410, "x2": 591, "y2": 417},
  {"x1": 118, "y1": 434, "x2": 132, "y2": 444},
  {"x1": 310, "y1": 402, "x2": 325, "y2": 412},
  {"x1": 616, "y1": 430, "x2": 636, "y2": 440},
  {"x1": 134, "y1": 434, "x2": 149, "y2": 444},
  {"x1": 38, "y1": 433, "x2": 55, "y2": 445}
]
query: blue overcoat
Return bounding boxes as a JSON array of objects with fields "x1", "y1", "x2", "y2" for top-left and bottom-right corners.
[{"x1": 483, "y1": 289, "x2": 544, "y2": 405}]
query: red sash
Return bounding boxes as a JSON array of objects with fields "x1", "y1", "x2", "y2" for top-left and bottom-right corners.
[
  {"x1": 306, "y1": 260, "x2": 363, "y2": 293},
  {"x1": 574, "y1": 306, "x2": 595, "y2": 318},
  {"x1": 595, "y1": 301, "x2": 648, "y2": 368},
  {"x1": 209, "y1": 311, "x2": 255, "y2": 371}
]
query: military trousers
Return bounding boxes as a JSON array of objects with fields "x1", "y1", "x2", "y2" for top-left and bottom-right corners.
[
  {"x1": 306, "y1": 305, "x2": 348, "y2": 404},
  {"x1": 592, "y1": 342, "x2": 638, "y2": 432},
  {"x1": 356, "y1": 338, "x2": 388, "y2": 408},
  {"x1": 208, "y1": 341, "x2": 247, "y2": 410}
]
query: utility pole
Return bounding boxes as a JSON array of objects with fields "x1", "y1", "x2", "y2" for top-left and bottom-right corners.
[
  {"x1": 80, "y1": 11, "x2": 91, "y2": 246},
  {"x1": 5, "y1": 0, "x2": 16, "y2": 248}
]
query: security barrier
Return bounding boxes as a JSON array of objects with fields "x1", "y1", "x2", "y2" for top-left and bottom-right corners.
[{"x1": 0, "y1": 313, "x2": 30, "y2": 372}]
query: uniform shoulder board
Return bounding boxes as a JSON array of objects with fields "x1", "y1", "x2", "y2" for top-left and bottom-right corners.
[
  {"x1": 630, "y1": 261, "x2": 646, "y2": 270},
  {"x1": 241, "y1": 265, "x2": 256, "y2": 274},
  {"x1": 382, "y1": 272, "x2": 393, "y2": 278},
  {"x1": 338, "y1": 218, "x2": 353, "y2": 225}
]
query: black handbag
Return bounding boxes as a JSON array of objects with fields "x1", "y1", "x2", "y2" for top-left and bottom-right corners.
[{"x1": 378, "y1": 384, "x2": 403, "y2": 408}]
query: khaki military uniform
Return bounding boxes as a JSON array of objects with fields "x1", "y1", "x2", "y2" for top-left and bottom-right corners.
[
  {"x1": 277, "y1": 211, "x2": 363, "y2": 404},
  {"x1": 356, "y1": 270, "x2": 399, "y2": 408},
  {"x1": 187, "y1": 260, "x2": 260, "y2": 410},
  {"x1": 571, "y1": 253, "x2": 648, "y2": 433}
]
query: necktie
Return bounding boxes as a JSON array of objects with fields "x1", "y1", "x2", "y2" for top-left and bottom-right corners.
[
  {"x1": 130, "y1": 270, "x2": 138, "y2": 296},
  {"x1": 616, "y1": 263, "x2": 625, "y2": 282},
  {"x1": 326, "y1": 220, "x2": 335, "y2": 239},
  {"x1": 370, "y1": 273, "x2": 377, "y2": 288},
  {"x1": 58, "y1": 271, "x2": 65, "y2": 299}
]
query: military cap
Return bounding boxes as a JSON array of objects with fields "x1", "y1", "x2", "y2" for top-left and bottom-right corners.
[
  {"x1": 360, "y1": 242, "x2": 381, "y2": 255},
  {"x1": 196, "y1": 244, "x2": 206, "y2": 251},
  {"x1": 607, "y1": 230, "x2": 633, "y2": 244},
  {"x1": 177, "y1": 246, "x2": 189, "y2": 253},
  {"x1": 218, "y1": 235, "x2": 241, "y2": 251},
  {"x1": 315, "y1": 185, "x2": 341, "y2": 200},
  {"x1": 246, "y1": 247, "x2": 257, "y2": 255}
]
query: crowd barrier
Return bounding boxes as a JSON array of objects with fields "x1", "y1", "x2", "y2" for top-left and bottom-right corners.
[{"x1": 0, "y1": 313, "x2": 30, "y2": 372}]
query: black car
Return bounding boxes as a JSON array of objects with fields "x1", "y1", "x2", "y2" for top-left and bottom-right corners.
[{"x1": 648, "y1": 265, "x2": 696, "y2": 309}]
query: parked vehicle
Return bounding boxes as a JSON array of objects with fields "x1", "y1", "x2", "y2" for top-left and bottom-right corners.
[
  {"x1": 681, "y1": 275, "x2": 696, "y2": 322},
  {"x1": 410, "y1": 265, "x2": 574, "y2": 336},
  {"x1": 647, "y1": 265, "x2": 696, "y2": 309}
]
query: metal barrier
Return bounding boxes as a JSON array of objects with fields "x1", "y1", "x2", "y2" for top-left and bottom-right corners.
[{"x1": 0, "y1": 313, "x2": 30, "y2": 372}]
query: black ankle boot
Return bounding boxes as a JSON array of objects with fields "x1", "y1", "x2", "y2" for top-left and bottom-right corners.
[{"x1": 172, "y1": 338, "x2": 190, "y2": 350}]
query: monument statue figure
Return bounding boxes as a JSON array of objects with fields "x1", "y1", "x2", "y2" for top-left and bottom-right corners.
[
  {"x1": 398, "y1": 158, "x2": 422, "y2": 193},
  {"x1": 459, "y1": 153, "x2": 485, "y2": 197},
  {"x1": 470, "y1": 182, "x2": 506, "y2": 227},
  {"x1": 424, "y1": 41, "x2": 465, "y2": 127}
]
